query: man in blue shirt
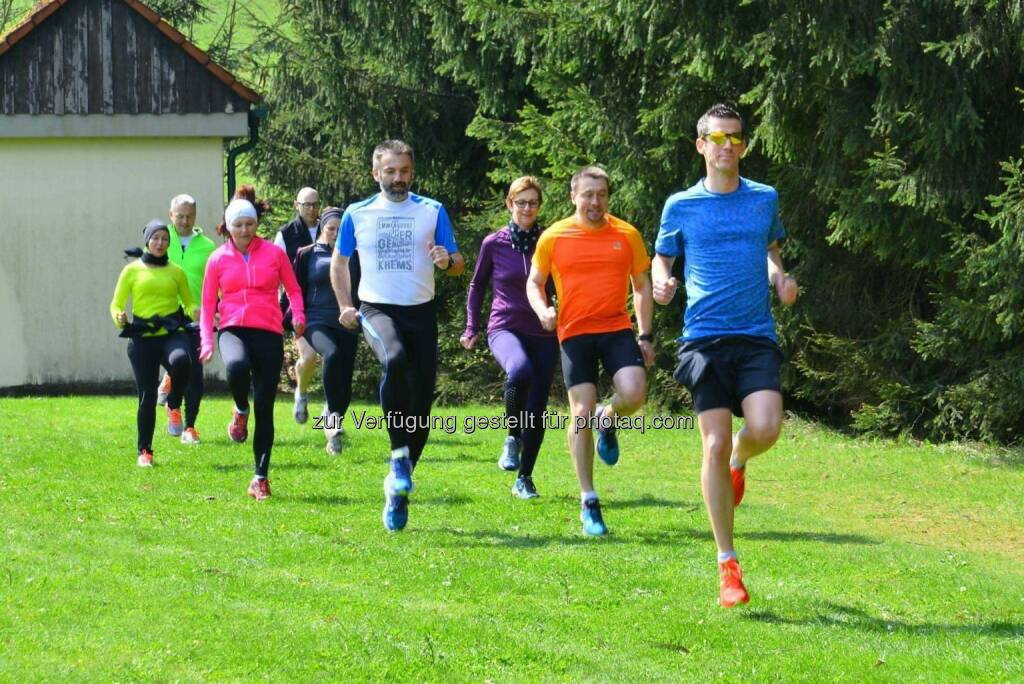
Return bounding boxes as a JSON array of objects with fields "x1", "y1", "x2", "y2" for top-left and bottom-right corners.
[{"x1": 653, "y1": 103, "x2": 799, "y2": 608}]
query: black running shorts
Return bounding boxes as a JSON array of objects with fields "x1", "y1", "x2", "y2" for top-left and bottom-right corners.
[
  {"x1": 674, "y1": 335, "x2": 783, "y2": 417},
  {"x1": 560, "y1": 329, "x2": 644, "y2": 389}
]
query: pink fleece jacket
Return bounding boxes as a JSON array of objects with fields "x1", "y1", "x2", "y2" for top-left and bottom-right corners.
[{"x1": 200, "y1": 236, "x2": 305, "y2": 357}]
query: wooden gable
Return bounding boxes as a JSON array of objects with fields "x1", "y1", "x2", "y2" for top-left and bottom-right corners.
[{"x1": 0, "y1": 0, "x2": 259, "y2": 116}]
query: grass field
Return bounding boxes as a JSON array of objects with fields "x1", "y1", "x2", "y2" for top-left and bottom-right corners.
[{"x1": 1, "y1": 396, "x2": 1022, "y2": 680}]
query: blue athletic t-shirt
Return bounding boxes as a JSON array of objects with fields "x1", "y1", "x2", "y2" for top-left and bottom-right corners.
[{"x1": 655, "y1": 177, "x2": 786, "y2": 342}]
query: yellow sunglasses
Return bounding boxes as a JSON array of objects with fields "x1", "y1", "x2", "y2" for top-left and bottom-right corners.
[{"x1": 703, "y1": 131, "x2": 745, "y2": 146}]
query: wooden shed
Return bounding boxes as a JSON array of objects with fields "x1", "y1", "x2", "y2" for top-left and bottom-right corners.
[{"x1": 0, "y1": 0, "x2": 261, "y2": 388}]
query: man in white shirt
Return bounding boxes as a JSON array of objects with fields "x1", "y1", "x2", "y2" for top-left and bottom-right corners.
[{"x1": 330, "y1": 139, "x2": 464, "y2": 532}]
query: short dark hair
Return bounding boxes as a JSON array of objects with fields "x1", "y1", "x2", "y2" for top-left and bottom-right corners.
[
  {"x1": 696, "y1": 103, "x2": 744, "y2": 139},
  {"x1": 570, "y1": 165, "x2": 611, "y2": 194},
  {"x1": 373, "y1": 139, "x2": 415, "y2": 168}
]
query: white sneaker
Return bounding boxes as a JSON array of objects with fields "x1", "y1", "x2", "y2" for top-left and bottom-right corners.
[
  {"x1": 293, "y1": 390, "x2": 309, "y2": 424},
  {"x1": 325, "y1": 412, "x2": 344, "y2": 454}
]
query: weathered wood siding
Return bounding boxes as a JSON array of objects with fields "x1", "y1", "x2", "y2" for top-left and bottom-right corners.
[{"x1": 0, "y1": 0, "x2": 250, "y2": 115}]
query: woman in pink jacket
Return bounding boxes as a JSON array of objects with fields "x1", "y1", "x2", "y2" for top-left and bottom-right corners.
[{"x1": 200, "y1": 191, "x2": 306, "y2": 500}]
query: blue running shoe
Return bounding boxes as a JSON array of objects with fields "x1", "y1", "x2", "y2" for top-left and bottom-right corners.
[
  {"x1": 388, "y1": 456, "x2": 413, "y2": 496},
  {"x1": 580, "y1": 498, "x2": 608, "y2": 536},
  {"x1": 511, "y1": 475, "x2": 539, "y2": 500},
  {"x1": 596, "y1": 424, "x2": 619, "y2": 466},
  {"x1": 382, "y1": 487, "x2": 409, "y2": 532},
  {"x1": 498, "y1": 436, "x2": 521, "y2": 471}
]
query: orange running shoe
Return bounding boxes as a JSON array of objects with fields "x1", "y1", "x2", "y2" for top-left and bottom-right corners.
[
  {"x1": 730, "y1": 464, "x2": 746, "y2": 507},
  {"x1": 719, "y1": 558, "x2": 750, "y2": 607},
  {"x1": 166, "y1": 406, "x2": 184, "y2": 437},
  {"x1": 181, "y1": 427, "x2": 201, "y2": 445},
  {"x1": 228, "y1": 409, "x2": 249, "y2": 443},
  {"x1": 156, "y1": 373, "x2": 172, "y2": 406},
  {"x1": 137, "y1": 449, "x2": 154, "y2": 468},
  {"x1": 247, "y1": 477, "x2": 271, "y2": 501}
]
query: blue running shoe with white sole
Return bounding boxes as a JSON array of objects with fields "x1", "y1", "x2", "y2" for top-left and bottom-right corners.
[
  {"x1": 388, "y1": 456, "x2": 413, "y2": 496},
  {"x1": 382, "y1": 488, "x2": 409, "y2": 532},
  {"x1": 596, "y1": 425, "x2": 619, "y2": 466},
  {"x1": 511, "y1": 475, "x2": 539, "y2": 500},
  {"x1": 498, "y1": 436, "x2": 521, "y2": 471},
  {"x1": 580, "y1": 498, "x2": 608, "y2": 536}
]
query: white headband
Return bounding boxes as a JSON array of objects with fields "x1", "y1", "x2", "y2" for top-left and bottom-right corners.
[{"x1": 225, "y1": 199, "x2": 257, "y2": 228}]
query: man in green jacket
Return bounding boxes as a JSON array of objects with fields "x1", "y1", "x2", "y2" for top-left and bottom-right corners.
[{"x1": 157, "y1": 193, "x2": 217, "y2": 444}]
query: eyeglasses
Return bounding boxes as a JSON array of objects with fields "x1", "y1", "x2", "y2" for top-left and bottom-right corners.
[
  {"x1": 513, "y1": 200, "x2": 540, "y2": 209},
  {"x1": 703, "y1": 131, "x2": 745, "y2": 146},
  {"x1": 297, "y1": 201, "x2": 321, "y2": 209}
]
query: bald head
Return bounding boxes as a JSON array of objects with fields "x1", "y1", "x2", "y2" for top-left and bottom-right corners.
[{"x1": 294, "y1": 187, "x2": 321, "y2": 226}]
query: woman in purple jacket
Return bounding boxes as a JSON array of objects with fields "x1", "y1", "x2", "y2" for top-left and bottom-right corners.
[{"x1": 462, "y1": 177, "x2": 559, "y2": 499}]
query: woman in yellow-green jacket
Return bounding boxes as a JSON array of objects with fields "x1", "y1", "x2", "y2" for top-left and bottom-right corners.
[{"x1": 110, "y1": 220, "x2": 195, "y2": 467}]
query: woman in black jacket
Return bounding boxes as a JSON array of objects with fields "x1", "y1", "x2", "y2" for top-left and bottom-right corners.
[{"x1": 293, "y1": 207, "x2": 359, "y2": 454}]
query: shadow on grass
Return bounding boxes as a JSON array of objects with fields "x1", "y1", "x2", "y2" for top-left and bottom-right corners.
[
  {"x1": 209, "y1": 462, "x2": 328, "y2": 473},
  {"x1": 745, "y1": 602, "x2": 1023, "y2": 638},
  {"x1": 439, "y1": 527, "x2": 698, "y2": 549},
  {"x1": 426, "y1": 437, "x2": 480, "y2": 448},
  {"x1": 288, "y1": 494, "x2": 353, "y2": 506},
  {"x1": 669, "y1": 527, "x2": 877, "y2": 545},
  {"x1": 424, "y1": 453, "x2": 496, "y2": 464},
  {"x1": 416, "y1": 494, "x2": 474, "y2": 507},
  {"x1": 603, "y1": 495, "x2": 700, "y2": 510},
  {"x1": 740, "y1": 530, "x2": 877, "y2": 545}
]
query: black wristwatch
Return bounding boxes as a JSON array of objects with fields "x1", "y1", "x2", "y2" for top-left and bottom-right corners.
[{"x1": 638, "y1": 333, "x2": 654, "y2": 343}]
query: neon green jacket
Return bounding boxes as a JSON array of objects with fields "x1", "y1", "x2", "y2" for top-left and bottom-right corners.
[
  {"x1": 167, "y1": 226, "x2": 217, "y2": 313},
  {"x1": 110, "y1": 260, "x2": 194, "y2": 336}
]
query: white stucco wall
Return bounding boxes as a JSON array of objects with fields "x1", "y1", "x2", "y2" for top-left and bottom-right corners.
[{"x1": 0, "y1": 137, "x2": 226, "y2": 387}]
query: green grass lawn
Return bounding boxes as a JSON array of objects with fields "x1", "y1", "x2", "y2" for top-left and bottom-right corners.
[{"x1": 1, "y1": 396, "x2": 1022, "y2": 680}]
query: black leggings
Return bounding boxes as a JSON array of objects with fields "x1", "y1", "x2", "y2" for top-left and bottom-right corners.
[
  {"x1": 219, "y1": 327, "x2": 284, "y2": 478},
  {"x1": 304, "y1": 325, "x2": 358, "y2": 418},
  {"x1": 166, "y1": 329, "x2": 204, "y2": 428},
  {"x1": 359, "y1": 301, "x2": 438, "y2": 465},
  {"x1": 127, "y1": 333, "x2": 191, "y2": 452}
]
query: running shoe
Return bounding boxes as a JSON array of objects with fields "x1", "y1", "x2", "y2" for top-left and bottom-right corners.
[
  {"x1": 718, "y1": 558, "x2": 750, "y2": 607},
  {"x1": 247, "y1": 477, "x2": 271, "y2": 501},
  {"x1": 293, "y1": 390, "x2": 309, "y2": 424},
  {"x1": 156, "y1": 373, "x2": 172, "y2": 406},
  {"x1": 580, "y1": 498, "x2": 608, "y2": 536},
  {"x1": 730, "y1": 464, "x2": 746, "y2": 508},
  {"x1": 382, "y1": 487, "x2": 409, "y2": 532},
  {"x1": 181, "y1": 427, "x2": 201, "y2": 445},
  {"x1": 595, "y1": 414, "x2": 619, "y2": 466},
  {"x1": 388, "y1": 455, "x2": 413, "y2": 496},
  {"x1": 137, "y1": 448, "x2": 154, "y2": 468},
  {"x1": 166, "y1": 406, "x2": 184, "y2": 437},
  {"x1": 498, "y1": 436, "x2": 521, "y2": 471},
  {"x1": 511, "y1": 475, "x2": 539, "y2": 500},
  {"x1": 228, "y1": 409, "x2": 249, "y2": 443},
  {"x1": 326, "y1": 427, "x2": 343, "y2": 456}
]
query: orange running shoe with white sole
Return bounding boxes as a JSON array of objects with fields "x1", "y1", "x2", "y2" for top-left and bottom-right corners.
[
  {"x1": 247, "y1": 477, "x2": 271, "y2": 500},
  {"x1": 166, "y1": 407, "x2": 184, "y2": 437},
  {"x1": 228, "y1": 409, "x2": 249, "y2": 443},
  {"x1": 156, "y1": 373, "x2": 172, "y2": 406},
  {"x1": 137, "y1": 449, "x2": 154, "y2": 468},
  {"x1": 181, "y1": 427, "x2": 201, "y2": 445},
  {"x1": 719, "y1": 558, "x2": 750, "y2": 607}
]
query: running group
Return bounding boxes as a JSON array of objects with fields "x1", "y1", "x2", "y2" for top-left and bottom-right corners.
[{"x1": 110, "y1": 103, "x2": 800, "y2": 607}]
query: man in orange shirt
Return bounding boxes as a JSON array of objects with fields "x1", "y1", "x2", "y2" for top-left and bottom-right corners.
[{"x1": 527, "y1": 165, "x2": 655, "y2": 536}]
